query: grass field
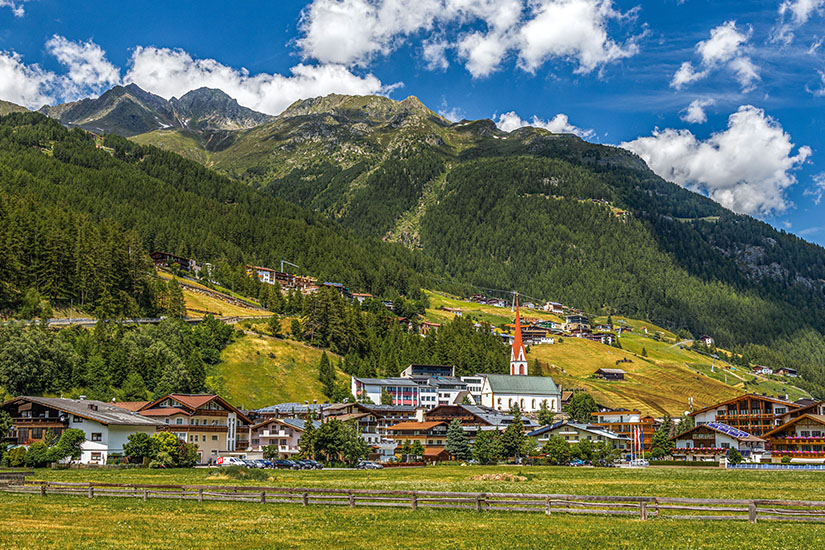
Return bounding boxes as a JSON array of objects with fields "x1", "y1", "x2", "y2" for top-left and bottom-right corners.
[
  {"x1": 529, "y1": 336, "x2": 743, "y2": 416},
  {"x1": 210, "y1": 333, "x2": 346, "y2": 409},
  {"x1": 4, "y1": 466, "x2": 825, "y2": 549}
]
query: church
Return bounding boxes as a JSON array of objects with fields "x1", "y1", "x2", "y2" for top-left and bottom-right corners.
[{"x1": 478, "y1": 295, "x2": 562, "y2": 413}]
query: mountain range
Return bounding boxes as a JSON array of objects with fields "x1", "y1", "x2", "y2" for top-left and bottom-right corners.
[{"x1": 8, "y1": 85, "x2": 825, "y2": 395}]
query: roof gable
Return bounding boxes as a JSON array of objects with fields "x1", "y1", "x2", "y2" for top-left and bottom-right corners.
[{"x1": 483, "y1": 374, "x2": 559, "y2": 395}]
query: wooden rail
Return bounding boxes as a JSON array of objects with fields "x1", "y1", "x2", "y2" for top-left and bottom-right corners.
[{"x1": 5, "y1": 481, "x2": 825, "y2": 523}]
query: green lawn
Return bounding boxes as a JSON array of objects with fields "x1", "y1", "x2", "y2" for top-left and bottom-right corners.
[{"x1": 5, "y1": 466, "x2": 825, "y2": 549}]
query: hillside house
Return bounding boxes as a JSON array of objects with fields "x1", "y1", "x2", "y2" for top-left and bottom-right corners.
[
  {"x1": 2, "y1": 397, "x2": 163, "y2": 465},
  {"x1": 151, "y1": 251, "x2": 199, "y2": 274},
  {"x1": 699, "y1": 336, "x2": 715, "y2": 347},
  {"x1": 352, "y1": 292, "x2": 373, "y2": 304},
  {"x1": 385, "y1": 421, "x2": 449, "y2": 461},
  {"x1": 595, "y1": 368, "x2": 626, "y2": 381},
  {"x1": 670, "y1": 422, "x2": 766, "y2": 462},
  {"x1": 776, "y1": 367, "x2": 798, "y2": 377},
  {"x1": 418, "y1": 321, "x2": 441, "y2": 335},
  {"x1": 752, "y1": 366, "x2": 773, "y2": 376},
  {"x1": 121, "y1": 394, "x2": 252, "y2": 464},
  {"x1": 565, "y1": 315, "x2": 590, "y2": 332},
  {"x1": 689, "y1": 394, "x2": 800, "y2": 436}
]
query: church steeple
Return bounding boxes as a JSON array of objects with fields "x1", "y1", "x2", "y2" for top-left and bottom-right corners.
[{"x1": 510, "y1": 293, "x2": 528, "y2": 376}]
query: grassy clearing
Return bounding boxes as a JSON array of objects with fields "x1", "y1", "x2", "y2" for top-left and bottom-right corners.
[
  {"x1": 7, "y1": 466, "x2": 825, "y2": 549},
  {"x1": 212, "y1": 333, "x2": 346, "y2": 409},
  {"x1": 529, "y1": 336, "x2": 742, "y2": 416},
  {"x1": 423, "y1": 290, "x2": 563, "y2": 327}
]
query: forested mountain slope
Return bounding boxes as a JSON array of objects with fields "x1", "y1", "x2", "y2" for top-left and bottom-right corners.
[
  {"x1": 129, "y1": 92, "x2": 825, "y2": 395},
  {"x1": 0, "y1": 112, "x2": 430, "y2": 305}
]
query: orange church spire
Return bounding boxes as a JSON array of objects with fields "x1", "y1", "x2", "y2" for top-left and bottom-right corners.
[{"x1": 510, "y1": 293, "x2": 527, "y2": 375}]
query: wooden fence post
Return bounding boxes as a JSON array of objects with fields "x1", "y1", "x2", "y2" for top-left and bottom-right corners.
[
  {"x1": 748, "y1": 502, "x2": 757, "y2": 524},
  {"x1": 545, "y1": 497, "x2": 551, "y2": 516},
  {"x1": 411, "y1": 493, "x2": 417, "y2": 511},
  {"x1": 198, "y1": 488, "x2": 203, "y2": 502},
  {"x1": 302, "y1": 492, "x2": 308, "y2": 506},
  {"x1": 143, "y1": 489, "x2": 147, "y2": 501},
  {"x1": 88, "y1": 486, "x2": 94, "y2": 499},
  {"x1": 476, "y1": 494, "x2": 484, "y2": 512},
  {"x1": 40, "y1": 484, "x2": 46, "y2": 497},
  {"x1": 260, "y1": 491, "x2": 266, "y2": 504},
  {"x1": 348, "y1": 491, "x2": 355, "y2": 508},
  {"x1": 640, "y1": 501, "x2": 648, "y2": 521}
]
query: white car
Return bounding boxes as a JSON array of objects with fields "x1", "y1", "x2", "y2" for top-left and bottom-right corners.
[{"x1": 216, "y1": 456, "x2": 246, "y2": 467}]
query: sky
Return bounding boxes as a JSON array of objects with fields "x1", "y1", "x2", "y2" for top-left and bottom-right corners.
[{"x1": 1, "y1": 0, "x2": 824, "y2": 244}]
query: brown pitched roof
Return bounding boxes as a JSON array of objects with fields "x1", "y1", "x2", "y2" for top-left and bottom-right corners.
[
  {"x1": 139, "y1": 394, "x2": 252, "y2": 424},
  {"x1": 139, "y1": 408, "x2": 190, "y2": 416}
]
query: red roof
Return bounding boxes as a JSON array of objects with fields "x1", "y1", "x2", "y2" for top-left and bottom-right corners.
[
  {"x1": 139, "y1": 408, "x2": 190, "y2": 416},
  {"x1": 168, "y1": 394, "x2": 218, "y2": 409},
  {"x1": 387, "y1": 421, "x2": 446, "y2": 431}
]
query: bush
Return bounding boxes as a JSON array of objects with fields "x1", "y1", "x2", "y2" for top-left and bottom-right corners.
[
  {"x1": 781, "y1": 456, "x2": 792, "y2": 465},
  {"x1": 727, "y1": 449, "x2": 743, "y2": 465},
  {"x1": 7, "y1": 446, "x2": 26, "y2": 467},
  {"x1": 148, "y1": 451, "x2": 174, "y2": 469},
  {"x1": 24, "y1": 441, "x2": 50, "y2": 467}
]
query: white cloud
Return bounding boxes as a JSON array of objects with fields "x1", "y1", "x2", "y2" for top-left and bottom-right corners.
[
  {"x1": 773, "y1": 0, "x2": 825, "y2": 44},
  {"x1": 422, "y1": 39, "x2": 450, "y2": 70},
  {"x1": 671, "y1": 21, "x2": 759, "y2": 91},
  {"x1": 45, "y1": 35, "x2": 121, "y2": 98},
  {"x1": 804, "y1": 172, "x2": 825, "y2": 204},
  {"x1": 671, "y1": 62, "x2": 708, "y2": 89},
  {"x1": 0, "y1": 0, "x2": 28, "y2": 17},
  {"x1": 680, "y1": 98, "x2": 715, "y2": 124},
  {"x1": 621, "y1": 106, "x2": 811, "y2": 216},
  {"x1": 495, "y1": 110, "x2": 595, "y2": 139},
  {"x1": 0, "y1": 51, "x2": 55, "y2": 108},
  {"x1": 516, "y1": 0, "x2": 639, "y2": 74},
  {"x1": 124, "y1": 46, "x2": 386, "y2": 115},
  {"x1": 297, "y1": 0, "x2": 640, "y2": 77},
  {"x1": 807, "y1": 69, "x2": 825, "y2": 95},
  {"x1": 457, "y1": 31, "x2": 510, "y2": 77}
]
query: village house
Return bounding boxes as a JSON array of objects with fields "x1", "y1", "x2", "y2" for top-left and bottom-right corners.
[
  {"x1": 151, "y1": 251, "x2": 200, "y2": 274},
  {"x1": 776, "y1": 400, "x2": 825, "y2": 425},
  {"x1": 590, "y1": 410, "x2": 656, "y2": 450},
  {"x1": 422, "y1": 404, "x2": 539, "y2": 442},
  {"x1": 762, "y1": 414, "x2": 825, "y2": 461},
  {"x1": 564, "y1": 315, "x2": 590, "y2": 333},
  {"x1": 246, "y1": 417, "x2": 320, "y2": 459},
  {"x1": 751, "y1": 366, "x2": 773, "y2": 376},
  {"x1": 250, "y1": 402, "x2": 328, "y2": 422},
  {"x1": 543, "y1": 302, "x2": 565, "y2": 315},
  {"x1": 527, "y1": 421, "x2": 630, "y2": 452},
  {"x1": 351, "y1": 364, "x2": 474, "y2": 409},
  {"x1": 670, "y1": 422, "x2": 766, "y2": 462},
  {"x1": 2, "y1": 396, "x2": 163, "y2": 465},
  {"x1": 776, "y1": 367, "x2": 798, "y2": 377},
  {"x1": 689, "y1": 394, "x2": 800, "y2": 436},
  {"x1": 418, "y1": 321, "x2": 441, "y2": 335},
  {"x1": 117, "y1": 394, "x2": 252, "y2": 465},
  {"x1": 385, "y1": 421, "x2": 449, "y2": 462},
  {"x1": 351, "y1": 292, "x2": 373, "y2": 304},
  {"x1": 699, "y1": 335, "x2": 715, "y2": 347},
  {"x1": 595, "y1": 368, "x2": 626, "y2": 381}
]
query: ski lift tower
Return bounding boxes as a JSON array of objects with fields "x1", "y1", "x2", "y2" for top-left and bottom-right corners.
[{"x1": 280, "y1": 258, "x2": 299, "y2": 273}]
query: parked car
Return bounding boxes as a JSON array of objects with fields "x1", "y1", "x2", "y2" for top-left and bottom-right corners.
[
  {"x1": 357, "y1": 460, "x2": 383, "y2": 470},
  {"x1": 253, "y1": 459, "x2": 272, "y2": 469},
  {"x1": 570, "y1": 459, "x2": 585, "y2": 467},
  {"x1": 296, "y1": 459, "x2": 323, "y2": 470},
  {"x1": 242, "y1": 459, "x2": 259, "y2": 468},
  {"x1": 273, "y1": 459, "x2": 300, "y2": 470},
  {"x1": 216, "y1": 456, "x2": 246, "y2": 467}
]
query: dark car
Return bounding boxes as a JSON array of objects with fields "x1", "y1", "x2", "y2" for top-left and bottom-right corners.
[
  {"x1": 356, "y1": 460, "x2": 383, "y2": 470},
  {"x1": 254, "y1": 459, "x2": 273, "y2": 469},
  {"x1": 242, "y1": 459, "x2": 259, "y2": 468},
  {"x1": 296, "y1": 459, "x2": 323, "y2": 470},
  {"x1": 273, "y1": 459, "x2": 299, "y2": 469}
]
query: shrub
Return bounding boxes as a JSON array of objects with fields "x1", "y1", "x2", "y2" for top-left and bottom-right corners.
[
  {"x1": 24, "y1": 441, "x2": 50, "y2": 467},
  {"x1": 781, "y1": 456, "x2": 792, "y2": 465},
  {"x1": 7, "y1": 446, "x2": 26, "y2": 467},
  {"x1": 727, "y1": 449, "x2": 743, "y2": 465},
  {"x1": 220, "y1": 465, "x2": 268, "y2": 481},
  {"x1": 148, "y1": 451, "x2": 174, "y2": 469}
]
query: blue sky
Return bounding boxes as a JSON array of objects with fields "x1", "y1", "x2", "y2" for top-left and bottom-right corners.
[{"x1": 1, "y1": 0, "x2": 824, "y2": 244}]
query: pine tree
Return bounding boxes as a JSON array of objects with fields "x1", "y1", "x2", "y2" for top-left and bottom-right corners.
[
  {"x1": 501, "y1": 404, "x2": 526, "y2": 461},
  {"x1": 472, "y1": 429, "x2": 502, "y2": 465},
  {"x1": 318, "y1": 352, "x2": 336, "y2": 398},
  {"x1": 166, "y1": 278, "x2": 186, "y2": 318},
  {"x1": 650, "y1": 413, "x2": 674, "y2": 459},
  {"x1": 299, "y1": 410, "x2": 317, "y2": 460},
  {"x1": 121, "y1": 371, "x2": 148, "y2": 401},
  {"x1": 537, "y1": 400, "x2": 556, "y2": 426},
  {"x1": 445, "y1": 418, "x2": 471, "y2": 461},
  {"x1": 380, "y1": 388, "x2": 394, "y2": 405}
]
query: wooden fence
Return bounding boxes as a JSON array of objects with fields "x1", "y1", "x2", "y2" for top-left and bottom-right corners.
[{"x1": 5, "y1": 481, "x2": 825, "y2": 523}]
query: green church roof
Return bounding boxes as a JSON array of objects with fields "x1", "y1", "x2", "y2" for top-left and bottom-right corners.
[{"x1": 484, "y1": 374, "x2": 559, "y2": 395}]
